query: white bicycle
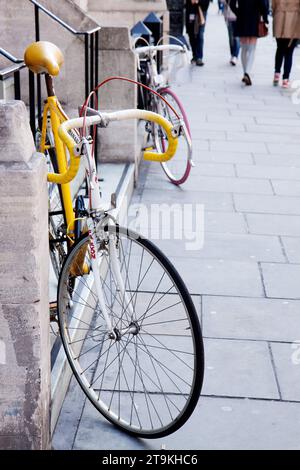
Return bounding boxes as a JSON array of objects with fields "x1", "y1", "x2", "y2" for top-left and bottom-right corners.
[{"x1": 55, "y1": 108, "x2": 204, "y2": 438}]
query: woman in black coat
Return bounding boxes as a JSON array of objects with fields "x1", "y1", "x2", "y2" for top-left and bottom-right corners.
[
  {"x1": 229, "y1": 0, "x2": 269, "y2": 85},
  {"x1": 186, "y1": 0, "x2": 210, "y2": 65}
]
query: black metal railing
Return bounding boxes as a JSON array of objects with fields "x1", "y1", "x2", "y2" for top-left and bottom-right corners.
[
  {"x1": 0, "y1": 48, "x2": 25, "y2": 100},
  {"x1": 29, "y1": 0, "x2": 100, "y2": 135}
]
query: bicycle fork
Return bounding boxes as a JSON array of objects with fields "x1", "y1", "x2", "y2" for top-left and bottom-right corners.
[{"x1": 87, "y1": 218, "x2": 136, "y2": 342}]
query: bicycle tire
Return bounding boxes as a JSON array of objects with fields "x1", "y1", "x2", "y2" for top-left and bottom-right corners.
[
  {"x1": 57, "y1": 226, "x2": 204, "y2": 438},
  {"x1": 157, "y1": 87, "x2": 192, "y2": 185}
]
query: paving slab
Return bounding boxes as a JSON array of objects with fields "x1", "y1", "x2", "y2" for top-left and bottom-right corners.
[
  {"x1": 272, "y1": 180, "x2": 300, "y2": 197},
  {"x1": 202, "y1": 338, "x2": 279, "y2": 399},
  {"x1": 145, "y1": 175, "x2": 273, "y2": 195},
  {"x1": 202, "y1": 296, "x2": 300, "y2": 342},
  {"x1": 228, "y1": 131, "x2": 300, "y2": 144},
  {"x1": 210, "y1": 140, "x2": 268, "y2": 154},
  {"x1": 132, "y1": 205, "x2": 247, "y2": 235},
  {"x1": 267, "y1": 143, "x2": 300, "y2": 156},
  {"x1": 140, "y1": 188, "x2": 234, "y2": 212},
  {"x1": 234, "y1": 194, "x2": 300, "y2": 216},
  {"x1": 246, "y1": 213, "x2": 300, "y2": 236},
  {"x1": 71, "y1": 396, "x2": 300, "y2": 450},
  {"x1": 168, "y1": 257, "x2": 264, "y2": 297},
  {"x1": 271, "y1": 342, "x2": 300, "y2": 402},
  {"x1": 190, "y1": 150, "x2": 254, "y2": 164},
  {"x1": 246, "y1": 124, "x2": 300, "y2": 136},
  {"x1": 146, "y1": 233, "x2": 285, "y2": 263},
  {"x1": 204, "y1": 211, "x2": 247, "y2": 234},
  {"x1": 52, "y1": 376, "x2": 86, "y2": 450},
  {"x1": 261, "y1": 263, "x2": 300, "y2": 299},
  {"x1": 254, "y1": 154, "x2": 300, "y2": 168},
  {"x1": 281, "y1": 237, "x2": 300, "y2": 263},
  {"x1": 236, "y1": 165, "x2": 300, "y2": 181},
  {"x1": 147, "y1": 162, "x2": 236, "y2": 178}
]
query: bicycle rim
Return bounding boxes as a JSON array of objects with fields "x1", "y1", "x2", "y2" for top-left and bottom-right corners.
[
  {"x1": 57, "y1": 226, "x2": 204, "y2": 438},
  {"x1": 48, "y1": 147, "x2": 67, "y2": 278},
  {"x1": 158, "y1": 88, "x2": 192, "y2": 185}
]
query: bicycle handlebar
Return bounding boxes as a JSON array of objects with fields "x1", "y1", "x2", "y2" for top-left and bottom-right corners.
[
  {"x1": 47, "y1": 109, "x2": 179, "y2": 184},
  {"x1": 134, "y1": 44, "x2": 187, "y2": 56}
]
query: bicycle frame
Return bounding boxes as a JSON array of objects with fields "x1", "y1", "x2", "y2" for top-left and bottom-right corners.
[{"x1": 39, "y1": 95, "x2": 75, "y2": 238}]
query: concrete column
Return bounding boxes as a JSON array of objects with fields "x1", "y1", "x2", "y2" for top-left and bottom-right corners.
[
  {"x1": 97, "y1": 27, "x2": 138, "y2": 165},
  {"x1": 88, "y1": 0, "x2": 169, "y2": 32},
  {"x1": 0, "y1": 76, "x2": 15, "y2": 101},
  {"x1": 0, "y1": 100, "x2": 50, "y2": 449}
]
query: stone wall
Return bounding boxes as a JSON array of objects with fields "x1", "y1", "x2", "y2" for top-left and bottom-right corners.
[
  {"x1": 87, "y1": 0, "x2": 169, "y2": 35},
  {"x1": 0, "y1": 100, "x2": 50, "y2": 450}
]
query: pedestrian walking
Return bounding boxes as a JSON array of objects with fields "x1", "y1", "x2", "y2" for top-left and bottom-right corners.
[
  {"x1": 186, "y1": 0, "x2": 211, "y2": 66},
  {"x1": 272, "y1": 0, "x2": 300, "y2": 88},
  {"x1": 221, "y1": 0, "x2": 240, "y2": 65},
  {"x1": 229, "y1": 0, "x2": 269, "y2": 85}
]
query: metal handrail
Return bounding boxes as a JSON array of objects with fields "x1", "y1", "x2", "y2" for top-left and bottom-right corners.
[
  {"x1": 0, "y1": 63, "x2": 25, "y2": 79},
  {"x1": 0, "y1": 48, "x2": 24, "y2": 64},
  {"x1": 29, "y1": 0, "x2": 101, "y2": 36},
  {"x1": 0, "y1": 48, "x2": 25, "y2": 99}
]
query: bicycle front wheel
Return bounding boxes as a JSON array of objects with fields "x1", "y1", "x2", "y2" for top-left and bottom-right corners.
[
  {"x1": 57, "y1": 226, "x2": 204, "y2": 438},
  {"x1": 157, "y1": 87, "x2": 192, "y2": 185}
]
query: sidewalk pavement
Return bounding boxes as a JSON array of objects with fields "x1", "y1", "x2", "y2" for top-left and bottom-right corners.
[{"x1": 53, "y1": 4, "x2": 300, "y2": 450}]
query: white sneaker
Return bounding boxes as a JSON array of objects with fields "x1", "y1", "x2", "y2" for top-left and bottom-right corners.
[{"x1": 230, "y1": 57, "x2": 237, "y2": 66}]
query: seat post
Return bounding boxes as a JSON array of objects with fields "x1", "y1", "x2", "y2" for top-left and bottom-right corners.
[{"x1": 45, "y1": 73, "x2": 55, "y2": 97}]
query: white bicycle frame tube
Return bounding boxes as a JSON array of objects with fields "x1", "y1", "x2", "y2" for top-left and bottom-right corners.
[
  {"x1": 134, "y1": 44, "x2": 188, "y2": 55},
  {"x1": 86, "y1": 217, "x2": 114, "y2": 333}
]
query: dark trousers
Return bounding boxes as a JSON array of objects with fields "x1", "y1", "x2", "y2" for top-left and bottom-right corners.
[
  {"x1": 275, "y1": 38, "x2": 297, "y2": 79},
  {"x1": 187, "y1": 11, "x2": 207, "y2": 60},
  {"x1": 227, "y1": 21, "x2": 240, "y2": 58}
]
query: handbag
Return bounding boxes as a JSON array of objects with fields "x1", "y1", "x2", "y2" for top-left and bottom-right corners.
[
  {"x1": 224, "y1": 1, "x2": 237, "y2": 22},
  {"x1": 194, "y1": 5, "x2": 205, "y2": 35},
  {"x1": 198, "y1": 5, "x2": 206, "y2": 27},
  {"x1": 258, "y1": 18, "x2": 268, "y2": 38}
]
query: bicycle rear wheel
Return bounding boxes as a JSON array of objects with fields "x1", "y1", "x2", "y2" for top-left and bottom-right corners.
[
  {"x1": 57, "y1": 225, "x2": 204, "y2": 438},
  {"x1": 48, "y1": 147, "x2": 68, "y2": 279},
  {"x1": 157, "y1": 87, "x2": 192, "y2": 185}
]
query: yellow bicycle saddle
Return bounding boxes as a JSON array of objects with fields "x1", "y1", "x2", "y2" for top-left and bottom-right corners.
[{"x1": 24, "y1": 41, "x2": 64, "y2": 76}]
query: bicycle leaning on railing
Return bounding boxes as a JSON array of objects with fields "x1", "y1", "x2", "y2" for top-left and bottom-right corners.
[
  {"x1": 23, "y1": 41, "x2": 204, "y2": 437},
  {"x1": 134, "y1": 38, "x2": 193, "y2": 185}
]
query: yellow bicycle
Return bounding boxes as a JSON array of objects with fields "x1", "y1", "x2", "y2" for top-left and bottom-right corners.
[{"x1": 25, "y1": 41, "x2": 83, "y2": 279}]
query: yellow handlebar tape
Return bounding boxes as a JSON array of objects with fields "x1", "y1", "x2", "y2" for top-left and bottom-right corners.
[
  {"x1": 143, "y1": 114, "x2": 178, "y2": 163},
  {"x1": 47, "y1": 123, "x2": 81, "y2": 184}
]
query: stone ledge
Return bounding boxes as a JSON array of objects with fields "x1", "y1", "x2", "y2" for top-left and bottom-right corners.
[{"x1": 0, "y1": 100, "x2": 35, "y2": 163}]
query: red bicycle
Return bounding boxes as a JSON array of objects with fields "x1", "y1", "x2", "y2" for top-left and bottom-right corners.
[{"x1": 135, "y1": 39, "x2": 193, "y2": 185}]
